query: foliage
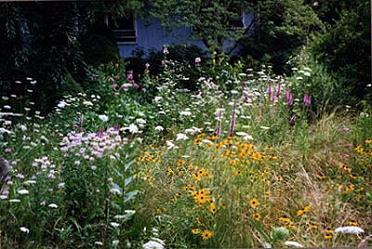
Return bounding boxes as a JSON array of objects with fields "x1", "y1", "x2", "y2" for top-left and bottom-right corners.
[
  {"x1": 1, "y1": 58, "x2": 371, "y2": 248},
  {"x1": 309, "y1": 0, "x2": 371, "y2": 101},
  {"x1": 146, "y1": 0, "x2": 254, "y2": 53},
  {"x1": 240, "y1": 0, "x2": 323, "y2": 74}
]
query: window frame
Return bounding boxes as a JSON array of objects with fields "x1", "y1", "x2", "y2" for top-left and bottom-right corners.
[{"x1": 105, "y1": 14, "x2": 137, "y2": 45}]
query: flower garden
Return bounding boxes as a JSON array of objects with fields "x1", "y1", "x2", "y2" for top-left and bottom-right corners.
[{"x1": 0, "y1": 54, "x2": 371, "y2": 248}]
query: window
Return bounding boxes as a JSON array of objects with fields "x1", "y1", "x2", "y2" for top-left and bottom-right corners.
[
  {"x1": 105, "y1": 14, "x2": 136, "y2": 43},
  {"x1": 228, "y1": 6, "x2": 244, "y2": 29}
]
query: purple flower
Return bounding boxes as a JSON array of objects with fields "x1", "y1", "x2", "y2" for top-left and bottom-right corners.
[
  {"x1": 267, "y1": 83, "x2": 273, "y2": 100},
  {"x1": 303, "y1": 93, "x2": 312, "y2": 106},
  {"x1": 276, "y1": 81, "x2": 282, "y2": 97},
  {"x1": 162, "y1": 46, "x2": 169, "y2": 55},
  {"x1": 127, "y1": 70, "x2": 134, "y2": 82},
  {"x1": 285, "y1": 90, "x2": 294, "y2": 107},
  {"x1": 228, "y1": 103, "x2": 237, "y2": 137},
  {"x1": 214, "y1": 109, "x2": 224, "y2": 137}
]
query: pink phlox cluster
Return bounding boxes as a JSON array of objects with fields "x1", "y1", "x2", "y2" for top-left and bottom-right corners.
[{"x1": 60, "y1": 127, "x2": 127, "y2": 159}]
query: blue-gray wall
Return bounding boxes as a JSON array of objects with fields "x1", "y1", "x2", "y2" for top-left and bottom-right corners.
[{"x1": 118, "y1": 13, "x2": 254, "y2": 58}]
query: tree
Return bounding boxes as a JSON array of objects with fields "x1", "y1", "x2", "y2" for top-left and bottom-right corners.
[
  {"x1": 0, "y1": 1, "x2": 139, "y2": 112},
  {"x1": 145, "y1": 0, "x2": 255, "y2": 54},
  {"x1": 240, "y1": 0, "x2": 323, "y2": 73}
]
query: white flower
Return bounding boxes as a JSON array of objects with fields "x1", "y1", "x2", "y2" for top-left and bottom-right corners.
[
  {"x1": 57, "y1": 101, "x2": 66, "y2": 109},
  {"x1": 0, "y1": 128, "x2": 13, "y2": 134},
  {"x1": 143, "y1": 238, "x2": 165, "y2": 249},
  {"x1": 17, "y1": 189, "x2": 29, "y2": 195},
  {"x1": 110, "y1": 222, "x2": 120, "y2": 228},
  {"x1": 98, "y1": 114, "x2": 109, "y2": 122},
  {"x1": 180, "y1": 110, "x2": 192, "y2": 116},
  {"x1": 155, "y1": 126, "x2": 164, "y2": 132},
  {"x1": 303, "y1": 71, "x2": 311, "y2": 77},
  {"x1": 195, "y1": 57, "x2": 201, "y2": 63},
  {"x1": 126, "y1": 124, "x2": 139, "y2": 134},
  {"x1": 284, "y1": 241, "x2": 304, "y2": 248},
  {"x1": 154, "y1": 96, "x2": 162, "y2": 102},
  {"x1": 236, "y1": 132, "x2": 254, "y2": 140},
  {"x1": 48, "y1": 203, "x2": 58, "y2": 208},
  {"x1": 94, "y1": 241, "x2": 104, "y2": 246},
  {"x1": 166, "y1": 140, "x2": 178, "y2": 150},
  {"x1": 83, "y1": 101, "x2": 93, "y2": 106},
  {"x1": 110, "y1": 188, "x2": 122, "y2": 195},
  {"x1": 136, "y1": 118, "x2": 147, "y2": 125},
  {"x1": 18, "y1": 124, "x2": 27, "y2": 132},
  {"x1": 20, "y1": 227, "x2": 30, "y2": 233},
  {"x1": 24, "y1": 180, "x2": 37, "y2": 185},
  {"x1": 335, "y1": 226, "x2": 364, "y2": 235},
  {"x1": 176, "y1": 133, "x2": 188, "y2": 141}
]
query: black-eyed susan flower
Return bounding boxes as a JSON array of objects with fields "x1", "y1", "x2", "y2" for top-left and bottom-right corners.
[
  {"x1": 249, "y1": 198, "x2": 260, "y2": 209},
  {"x1": 193, "y1": 172, "x2": 202, "y2": 181},
  {"x1": 191, "y1": 228, "x2": 200, "y2": 234},
  {"x1": 348, "y1": 219, "x2": 358, "y2": 226},
  {"x1": 323, "y1": 228, "x2": 334, "y2": 239},
  {"x1": 279, "y1": 216, "x2": 291, "y2": 225},
  {"x1": 296, "y1": 209, "x2": 305, "y2": 216},
  {"x1": 201, "y1": 230, "x2": 213, "y2": 240},
  {"x1": 193, "y1": 189, "x2": 211, "y2": 205},
  {"x1": 303, "y1": 205, "x2": 312, "y2": 213},
  {"x1": 209, "y1": 202, "x2": 217, "y2": 214},
  {"x1": 252, "y1": 212, "x2": 261, "y2": 221}
]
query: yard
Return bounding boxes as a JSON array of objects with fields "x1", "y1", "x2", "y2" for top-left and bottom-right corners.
[{"x1": 0, "y1": 1, "x2": 371, "y2": 248}]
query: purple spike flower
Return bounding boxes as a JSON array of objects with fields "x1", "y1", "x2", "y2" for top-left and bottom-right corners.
[
  {"x1": 303, "y1": 93, "x2": 312, "y2": 106},
  {"x1": 267, "y1": 83, "x2": 273, "y2": 101},
  {"x1": 228, "y1": 102, "x2": 237, "y2": 137},
  {"x1": 285, "y1": 90, "x2": 294, "y2": 107},
  {"x1": 276, "y1": 80, "x2": 282, "y2": 97}
]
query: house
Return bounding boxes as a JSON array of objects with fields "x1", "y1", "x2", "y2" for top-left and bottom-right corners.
[{"x1": 105, "y1": 12, "x2": 255, "y2": 58}]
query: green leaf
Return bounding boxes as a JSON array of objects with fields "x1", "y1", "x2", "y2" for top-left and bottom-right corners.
[{"x1": 124, "y1": 190, "x2": 139, "y2": 203}]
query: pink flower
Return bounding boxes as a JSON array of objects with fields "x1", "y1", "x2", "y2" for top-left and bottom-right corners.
[{"x1": 303, "y1": 93, "x2": 311, "y2": 106}]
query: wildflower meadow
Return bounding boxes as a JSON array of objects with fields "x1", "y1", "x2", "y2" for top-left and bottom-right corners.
[{"x1": 0, "y1": 48, "x2": 371, "y2": 249}]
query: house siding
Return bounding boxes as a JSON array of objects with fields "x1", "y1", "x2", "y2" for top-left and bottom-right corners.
[{"x1": 117, "y1": 13, "x2": 254, "y2": 58}]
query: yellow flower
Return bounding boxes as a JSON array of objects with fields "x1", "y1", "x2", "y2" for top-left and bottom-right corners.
[
  {"x1": 191, "y1": 228, "x2": 200, "y2": 234},
  {"x1": 201, "y1": 230, "x2": 213, "y2": 240},
  {"x1": 193, "y1": 172, "x2": 202, "y2": 181},
  {"x1": 249, "y1": 198, "x2": 260, "y2": 209},
  {"x1": 251, "y1": 151, "x2": 263, "y2": 161},
  {"x1": 252, "y1": 212, "x2": 261, "y2": 221},
  {"x1": 324, "y1": 233, "x2": 333, "y2": 239},
  {"x1": 296, "y1": 209, "x2": 305, "y2": 216},
  {"x1": 348, "y1": 219, "x2": 358, "y2": 226},
  {"x1": 279, "y1": 216, "x2": 291, "y2": 225},
  {"x1": 193, "y1": 189, "x2": 211, "y2": 205},
  {"x1": 303, "y1": 205, "x2": 312, "y2": 213},
  {"x1": 345, "y1": 184, "x2": 354, "y2": 193},
  {"x1": 209, "y1": 202, "x2": 217, "y2": 214},
  {"x1": 365, "y1": 138, "x2": 372, "y2": 144},
  {"x1": 323, "y1": 228, "x2": 334, "y2": 239}
]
